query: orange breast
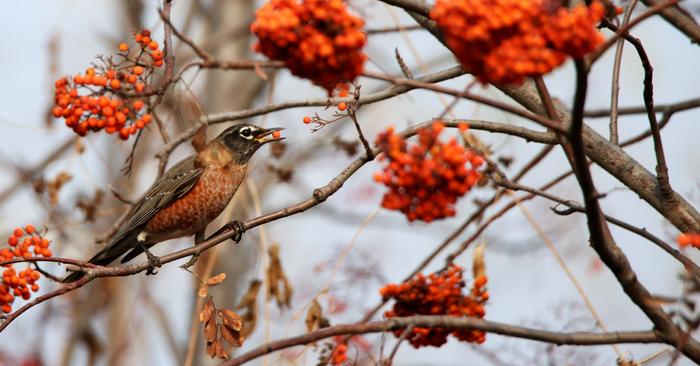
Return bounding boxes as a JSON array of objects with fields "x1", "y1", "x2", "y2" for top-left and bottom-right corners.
[{"x1": 145, "y1": 165, "x2": 247, "y2": 238}]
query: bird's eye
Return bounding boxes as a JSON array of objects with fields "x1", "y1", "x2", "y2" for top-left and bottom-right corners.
[{"x1": 239, "y1": 127, "x2": 253, "y2": 139}]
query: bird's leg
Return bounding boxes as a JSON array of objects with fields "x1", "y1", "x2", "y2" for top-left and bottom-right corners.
[
  {"x1": 205, "y1": 220, "x2": 246, "y2": 243},
  {"x1": 180, "y1": 230, "x2": 205, "y2": 270},
  {"x1": 139, "y1": 242, "x2": 161, "y2": 275}
]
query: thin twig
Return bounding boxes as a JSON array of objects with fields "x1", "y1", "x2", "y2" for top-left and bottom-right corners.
[{"x1": 609, "y1": 0, "x2": 639, "y2": 145}]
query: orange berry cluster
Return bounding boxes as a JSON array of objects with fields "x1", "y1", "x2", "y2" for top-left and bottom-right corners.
[
  {"x1": 251, "y1": 0, "x2": 367, "y2": 93},
  {"x1": 329, "y1": 338, "x2": 348, "y2": 365},
  {"x1": 380, "y1": 265, "x2": 488, "y2": 348},
  {"x1": 677, "y1": 233, "x2": 700, "y2": 248},
  {"x1": 52, "y1": 29, "x2": 163, "y2": 140},
  {"x1": 430, "y1": 0, "x2": 605, "y2": 84},
  {"x1": 1, "y1": 225, "x2": 51, "y2": 314},
  {"x1": 374, "y1": 122, "x2": 484, "y2": 222}
]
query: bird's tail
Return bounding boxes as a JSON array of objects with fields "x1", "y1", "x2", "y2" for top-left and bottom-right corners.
[{"x1": 62, "y1": 233, "x2": 138, "y2": 283}]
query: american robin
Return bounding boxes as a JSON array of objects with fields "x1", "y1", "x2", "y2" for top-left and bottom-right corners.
[{"x1": 63, "y1": 123, "x2": 284, "y2": 282}]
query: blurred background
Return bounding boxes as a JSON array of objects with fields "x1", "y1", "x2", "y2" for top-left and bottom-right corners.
[{"x1": 1, "y1": 0, "x2": 700, "y2": 365}]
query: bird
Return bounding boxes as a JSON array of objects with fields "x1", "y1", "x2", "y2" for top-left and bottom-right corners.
[{"x1": 63, "y1": 123, "x2": 284, "y2": 283}]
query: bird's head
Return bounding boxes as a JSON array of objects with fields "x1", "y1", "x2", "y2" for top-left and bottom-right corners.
[{"x1": 217, "y1": 123, "x2": 285, "y2": 163}]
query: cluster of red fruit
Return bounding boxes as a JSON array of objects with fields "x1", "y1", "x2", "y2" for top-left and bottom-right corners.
[
  {"x1": 1, "y1": 225, "x2": 51, "y2": 313},
  {"x1": 430, "y1": 0, "x2": 605, "y2": 84},
  {"x1": 251, "y1": 0, "x2": 367, "y2": 93},
  {"x1": 329, "y1": 338, "x2": 348, "y2": 365},
  {"x1": 677, "y1": 233, "x2": 700, "y2": 249},
  {"x1": 52, "y1": 29, "x2": 163, "y2": 140},
  {"x1": 380, "y1": 264, "x2": 488, "y2": 348},
  {"x1": 374, "y1": 122, "x2": 483, "y2": 222}
]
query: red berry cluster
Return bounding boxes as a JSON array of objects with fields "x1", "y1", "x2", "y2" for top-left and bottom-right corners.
[
  {"x1": 677, "y1": 233, "x2": 700, "y2": 248},
  {"x1": 251, "y1": 0, "x2": 367, "y2": 93},
  {"x1": 1, "y1": 225, "x2": 51, "y2": 314},
  {"x1": 329, "y1": 337, "x2": 348, "y2": 365},
  {"x1": 380, "y1": 265, "x2": 488, "y2": 348},
  {"x1": 52, "y1": 29, "x2": 163, "y2": 140},
  {"x1": 373, "y1": 122, "x2": 484, "y2": 222},
  {"x1": 430, "y1": 0, "x2": 605, "y2": 84}
]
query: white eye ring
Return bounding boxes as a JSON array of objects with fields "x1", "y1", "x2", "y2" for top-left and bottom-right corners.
[{"x1": 239, "y1": 126, "x2": 254, "y2": 139}]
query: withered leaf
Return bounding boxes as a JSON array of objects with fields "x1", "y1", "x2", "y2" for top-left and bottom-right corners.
[
  {"x1": 221, "y1": 324, "x2": 244, "y2": 347},
  {"x1": 306, "y1": 298, "x2": 323, "y2": 333},
  {"x1": 200, "y1": 298, "x2": 215, "y2": 323},
  {"x1": 206, "y1": 273, "x2": 227, "y2": 286},
  {"x1": 47, "y1": 171, "x2": 72, "y2": 205},
  {"x1": 236, "y1": 280, "x2": 262, "y2": 310},
  {"x1": 205, "y1": 340, "x2": 217, "y2": 359},
  {"x1": 472, "y1": 244, "x2": 486, "y2": 279},
  {"x1": 266, "y1": 244, "x2": 293, "y2": 309},
  {"x1": 215, "y1": 339, "x2": 229, "y2": 360},
  {"x1": 236, "y1": 280, "x2": 261, "y2": 339},
  {"x1": 219, "y1": 309, "x2": 242, "y2": 331},
  {"x1": 204, "y1": 319, "x2": 218, "y2": 343},
  {"x1": 198, "y1": 285, "x2": 209, "y2": 298}
]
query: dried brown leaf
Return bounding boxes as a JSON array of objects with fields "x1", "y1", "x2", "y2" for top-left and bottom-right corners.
[
  {"x1": 200, "y1": 298, "x2": 215, "y2": 323},
  {"x1": 47, "y1": 171, "x2": 72, "y2": 205},
  {"x1": 205, "y1": 340, "x2": 217, "y2": 358},
  {"x1": 221, "y1": 324, "x2": 244, "y2": 348},
  {"x1": 198, "y1": 285, "x2": 209, "y2": 298},
  {"x1": 219, "y1": 309, "x2": 242, "y2": 331},
  {"x1": 266, "y1": 244, "x2": 293, "y2": 309},
  {"x1": 204, "y1": 319, "x2": 218, "y2": 343},
  {"x1": 270, "y1": 141, "x2": 286, "y2": 159},
  {"x1": 236, "y1": 279, "x2": 262, "y2": 310},
  {"x1": 306, "y1": 298, "x2": 323, "y2": 333},
  {"x1": 472, "y1": 244, "x2": 486, "y2": 279},
  {"x1": 206, "y1": 273, "x2": 227, "y2": 286},
  {"x1": 215, "y1": 339, "x2": 229, "y2": 360}
]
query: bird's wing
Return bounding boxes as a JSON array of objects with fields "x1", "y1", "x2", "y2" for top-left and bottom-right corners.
[{"x1": 91, "y1": 156, "x2": 204, "y2": 264}]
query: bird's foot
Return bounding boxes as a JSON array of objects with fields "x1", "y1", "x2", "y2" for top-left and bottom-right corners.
[
  {"x1": 228, "y1": 220, "x2": 245, "y2": 242},
  {"x1": 140, "y1": 245, "x2": 161, "y2": 275},
  {"x1": 205, "y1": 220, "x2": 246, "y2": 243},
  {"x1": 180, "y1": 254, "x2": 199, "y2": 270}
]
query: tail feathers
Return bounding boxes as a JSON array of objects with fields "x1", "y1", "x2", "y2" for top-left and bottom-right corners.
[{"x1": 62, "y1": 232, "x2": 140, "y2": 283}]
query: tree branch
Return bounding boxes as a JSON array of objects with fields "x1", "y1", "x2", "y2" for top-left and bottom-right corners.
[{"x1": 221, "y1": 316, "x2": 661, "y2": 366}]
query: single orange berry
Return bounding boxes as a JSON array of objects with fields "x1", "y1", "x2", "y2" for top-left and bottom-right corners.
[
  {"x1": 24, "y1": 225, "x2": 35, "y2": 234},
  {"x1": 110, "y1": 79, "x2": 121, "y2": 89},
  {"x1": 154, "y1": 60, "x2": 164, "y2": 67},
  {"x1": 141, "y1": 114, "x2": 152, "y2": 123},
  {"x1": 272, "y1": 130, "x2": 281, "y2": 139},
  {"x1": 31, "y1": 284, "x2": 39, "y2": 292},
  {"x1": 337, "y1": 102, "x2": 347, "y2": 111},
  {"x1": 132, "y1": 66, "x2": 144, "y2": 76},
  {"x1": 303, "y1": 116, "x2": 312, "y2": 124},
  {"x1": 13, "y1": 228, "x2": 23, "y2": 237},
  {"x1": 51, "y1": 107, "x2": 63, "y2": 118},
  {"x1": 127, "y1": 74, "x2": 138, "y2": 84},
  {"x1": 118, "y1": 42, "x2": 129, "y2": 52},
  {"x1": 148, "y1": 41, "x2": 158, "y2": 50},
  {"x1": 119, "y1": 128, "x2": 129, "y2": 140},
  {"x1": 133, "y1": 100, "x2": 144, "y2": 110},
  {"x1": 7, "y1": 236, "x2": 18, "y2": 246},
  {"x1": 135, "y1": 83, "x2": 145, "y2": 93}
]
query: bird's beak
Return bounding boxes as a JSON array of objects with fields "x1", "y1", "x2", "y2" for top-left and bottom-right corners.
[{"x1": 254, "y1": 127, "x2": 285, "y2": 144}]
